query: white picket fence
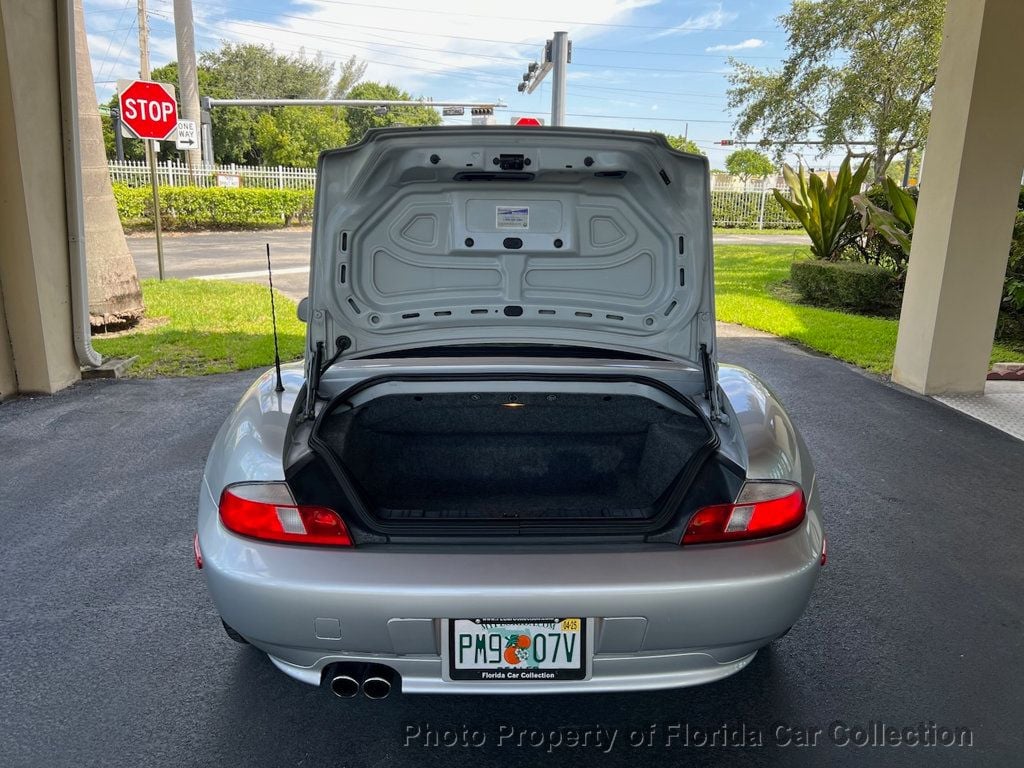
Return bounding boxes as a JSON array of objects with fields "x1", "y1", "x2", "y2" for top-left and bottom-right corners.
[
  {"x1": 107, "y1": 161, "x2": 799, "y2": 229},
  {"x1": 108, "y1": 160, "x2": 316, "y2": 190}
]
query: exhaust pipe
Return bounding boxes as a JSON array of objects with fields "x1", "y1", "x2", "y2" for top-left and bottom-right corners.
[
  {"x1": 330, "y1": 672, "x2": 360, "y2": 699},
  {"x1": 321, "y1": 662, "x2": 400, "y2": 699},
  {"x1": 361, "y1": 664, "x2": 398, "y2": 700},
  {"x1": 321, "y1": 663, "x2": 364, "y2": 699}
]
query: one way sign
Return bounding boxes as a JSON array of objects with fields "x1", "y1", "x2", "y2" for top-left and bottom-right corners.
[{"x1": 175, "y1": 119, "x2": 198, "y2": 150}]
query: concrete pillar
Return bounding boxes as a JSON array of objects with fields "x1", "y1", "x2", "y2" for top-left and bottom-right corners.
[
  {"x1": 0, "y1": 0, "x2": 81, "y2": 397},
  {"x1": 892, "y1": 0, "x2": 1024, "y2": 394}
]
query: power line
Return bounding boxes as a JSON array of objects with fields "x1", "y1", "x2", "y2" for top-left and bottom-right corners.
[
  {"x1": 509, "y1": 109, "x2": 732, "y2": 124},
  {"x1": 573, "y1": 44, "x2": 775, "y2": 59},
  {"x1": 570, "y1": 83, "x2": 726, "y2": 100},
  {"x1": 167, "y1": 13, "x2": 518, "y2": 90},
  {"x1": 146, "y1": 9, "x2": 738, "y2": 129},
  {"x1": 93, "y1": 0, "x2": 134, "y2": 85},
  {"x1": 185, "y1": 11, "x2": 731, "y2": 101},
  {"x1": 239, "y1": 0, "x2": 785, "y2": 34},
  {"x1": 183, "y1": 12, "x2": 734, "y2": 81},
  {"x1": 170, "y1": 0, "x2": 781, "y2": 56}
]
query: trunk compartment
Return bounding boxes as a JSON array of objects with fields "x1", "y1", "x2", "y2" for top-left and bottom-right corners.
[{"x1": 313, "y1": 387, "x2": 716, "y2": 525}]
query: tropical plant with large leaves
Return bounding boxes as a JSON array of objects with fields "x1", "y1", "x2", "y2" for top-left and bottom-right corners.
[
  {"x1": 773, "y1": 157, "x2": 872, "y2": 260},
  {"x1": 852, "y1": 177, "x2": 917, "y2": 253}
]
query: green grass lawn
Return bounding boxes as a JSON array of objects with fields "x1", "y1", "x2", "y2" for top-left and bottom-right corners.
[
  {"x1": 713, "y1": 227, "x2": 804, "y2": 236},
  {"x1": 92, "y1": 279, "x2": 305, "y2": 377},
  {"x1": 715, "y1": 245, "x2": 1024, "y2": 373},
  {"x1": 95, "y1": 255, "x2": 1023, "y2": 379}
]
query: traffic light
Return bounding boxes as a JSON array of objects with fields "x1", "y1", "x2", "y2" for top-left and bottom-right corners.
[
  {"x1": 471, "y1": 107, "x2": 494, "y2": 117},
  {"x1": 718, "y1": 139, "x2": 734, "y2": 146}
]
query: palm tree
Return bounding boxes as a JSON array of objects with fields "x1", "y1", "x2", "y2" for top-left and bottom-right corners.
[{"x1": 76, "y1": 0, "x2": 143, "y2": 329}]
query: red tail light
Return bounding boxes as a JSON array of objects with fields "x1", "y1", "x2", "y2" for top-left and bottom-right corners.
[
  {"x1": 219, "y1": 482, "x2": 352, "y2": 547},
  {"x1": 682, "y1": 481, "x2": 805, "y2": 545}
]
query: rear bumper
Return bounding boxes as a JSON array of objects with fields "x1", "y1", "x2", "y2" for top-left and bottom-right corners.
[
  {"x1": 199, "y1": 481, "x2": 824, "y2": 694},
  {"x1": 268, "y1": 648, "x2": 760, "y2": 694}
]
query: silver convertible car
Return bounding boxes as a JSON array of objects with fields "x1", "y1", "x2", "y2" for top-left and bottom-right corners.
[{"x1": 196, "y1": 127, "x2": 825, "y2": 699}]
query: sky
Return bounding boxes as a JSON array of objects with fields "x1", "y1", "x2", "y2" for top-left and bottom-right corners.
[{"x1": 82, "y1": 0, "x2": 814, "y2": 169}]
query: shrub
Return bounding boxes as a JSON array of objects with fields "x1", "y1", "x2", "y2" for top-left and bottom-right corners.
[
  {"x1": 113, "y1": 184, "x2": 149, "y2": 223},
  {"x1": 773, "y1": 158, "x2": 872, "y2": 260},
  {"x1": 1004, "y1": 209, "x2": 1024, "y2": 313},
  {"x1": 790, "y1": 259, "x2": 901, "y2": 312},
  {"x1": 112, "y1": 183, "x2": 314, "y2": 231},
  {"x1": 846, "y1": 182, "x2": 919, "y2": 274}
]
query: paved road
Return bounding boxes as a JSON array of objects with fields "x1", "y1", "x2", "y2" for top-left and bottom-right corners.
[
  {"x1": 127, "y1": 229, "x2": 810, "y2": 301},
  {"x1": 2, "y1": 333, "x2": 1020, "y2": 767}
]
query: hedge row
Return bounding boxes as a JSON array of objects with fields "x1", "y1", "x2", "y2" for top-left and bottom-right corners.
[
  {"x1": 113, "y1": 184, "x2": 314, "y2": 231},
  {"x1": 790, "y1": 260, "x2": 901, "y2": 312},
  {"x1": 112, "y1": 182, "x2": 801, "y2": 232}
]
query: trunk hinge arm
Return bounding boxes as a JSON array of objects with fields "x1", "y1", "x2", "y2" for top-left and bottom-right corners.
[{"x1": 699, "y1": 343, "x2": 728, "y2": 424}]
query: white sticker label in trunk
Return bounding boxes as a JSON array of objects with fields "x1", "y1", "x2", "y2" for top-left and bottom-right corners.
[{"x1": 496, "y1": 206, "x2": 529, "y2": 229}]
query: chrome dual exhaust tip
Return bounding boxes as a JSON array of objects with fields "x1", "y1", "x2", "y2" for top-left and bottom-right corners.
[
  {"x1": 329, "y1": 673, "x2": 360, "y2": 699},
  {"x1": 361, "y1": 674, "x2": 392, "y2": 700},
  {"x1": 322, "y1": 662, "x2": 399, "y2": 699}
]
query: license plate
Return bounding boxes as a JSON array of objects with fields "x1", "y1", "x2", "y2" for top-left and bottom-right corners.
[{"x1": 446, "y1": 618, "x2": 588, "y2": 681}]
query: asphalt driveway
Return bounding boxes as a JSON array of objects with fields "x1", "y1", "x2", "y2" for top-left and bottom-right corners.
[
  {"x1": 1, "y1": 332, "x2": 1021, "y2": 767},
  {"x1": 126, "y1": 229, "x2": 810, "y2": 301}
]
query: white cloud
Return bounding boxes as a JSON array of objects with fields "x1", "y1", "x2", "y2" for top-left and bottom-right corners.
[
  {"x1": 705, "y1": 38, "x2": 765, "y2": 53},
  {"x1": 191, "y1": 0, "x2": 662, "y2": 95},
  {"x1": 650, "y1": 4, "x2": 737, "y2": 39}
]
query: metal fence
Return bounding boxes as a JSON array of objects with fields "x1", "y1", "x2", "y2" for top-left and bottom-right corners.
[
  {"x1": 108, "y1": 160, "x2": 317, "y2": 190},
  {"x1": 107, "y1": 161, "x2": 799, "y2": 229},
  {"x1": 711, "y1": 186, "x2": 798, "y2": 229}
]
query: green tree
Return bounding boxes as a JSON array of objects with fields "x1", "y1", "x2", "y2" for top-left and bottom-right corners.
[
  {"x1": 885, "y1": 149, "x2": 923, "y2": 185},
  {"x1": 724, "y1": 148, "x2": 775, "y2": 182},
  {"x1": 199, "y1": 43, "x2": 339, "y2": 164},
  {"x1": 727, "y1": 0, "x2": 944, "y2": 180},
  {"x1": 104, "y1": 45, "x2": 371, "y2": 165},
  {"x1": 344, "y1": 82, "x2": 441, "y2": 143},
  {"x1": 253, "y1": 106, "x2": 349, "y2": 167},
  {"x1": 201, "y1": 43, "x2": 335, "y2": 100},
  {"x1": 662, "y1": 134, "x2": 704, "y2": 155},
  {"x1": 331, "y1": 55, "x2": 368, "y2": 99}
]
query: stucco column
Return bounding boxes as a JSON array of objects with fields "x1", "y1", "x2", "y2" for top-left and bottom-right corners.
[
  {"x1": 0, "y1": 0, "x2": 80, "y2": 396},
  {"x1": 892, "y1": 0, "x2": 1024, "y2": 394}
]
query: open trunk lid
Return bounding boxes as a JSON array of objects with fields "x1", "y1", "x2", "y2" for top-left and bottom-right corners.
[{"x1": 306, "y1": 127, "x2": 718, "y2": 371}]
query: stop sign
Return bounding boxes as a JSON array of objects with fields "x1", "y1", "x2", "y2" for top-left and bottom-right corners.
[
  {"x1": 118, "y1": 80, "x2": 178, "y2": 141},
  {"x1": 512, "y1": 116, "x2": 544, "y2": 127}
]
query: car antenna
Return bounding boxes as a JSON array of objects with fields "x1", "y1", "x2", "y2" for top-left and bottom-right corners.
[{"x1": 266, "y1": 243, "x2": 285, "y2": 393}]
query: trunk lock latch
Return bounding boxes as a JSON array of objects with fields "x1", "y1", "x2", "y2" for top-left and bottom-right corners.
[{"x1": 497, "y1": 154, "x2": 526, "y2": 171}]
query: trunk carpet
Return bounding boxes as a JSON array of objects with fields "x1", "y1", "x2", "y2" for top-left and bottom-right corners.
[{"x1": 320, "y1": 392, "x2": 710, "y2": 520}]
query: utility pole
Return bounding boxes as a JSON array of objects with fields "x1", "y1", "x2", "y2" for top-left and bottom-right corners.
[
  {"x1": 549, "y1": 31, "x2": 569, "y2": 126},
  {"x1": 173, "y1": 0, "x2": 202, "y2": 168},
  {"x1": 137, "y1": 0, "x2": 165, "y2": 279},
  {"x1": 518, "y1": 32, "x2": 571, "y2": 126},
  {"x1": 137, "y1": 0, "x2": 149, "y2": 77}
]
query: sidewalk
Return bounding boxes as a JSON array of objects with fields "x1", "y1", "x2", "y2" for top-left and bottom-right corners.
[{"x1": 936, "y1": 380, "x2": 1024, "y2": 441}]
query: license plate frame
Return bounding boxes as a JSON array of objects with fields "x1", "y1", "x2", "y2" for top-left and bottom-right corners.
[{"x1": 443, "y1": 617, "x2": 591, "y2": 682}]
